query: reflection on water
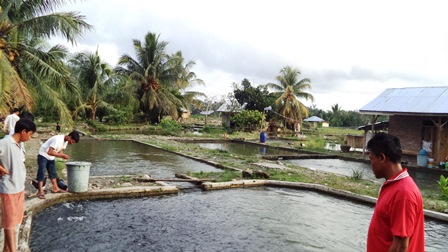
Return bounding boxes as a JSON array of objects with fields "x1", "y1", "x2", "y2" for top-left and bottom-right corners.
[
  {"x1": 65, "y1": 140, "x2": 222, "y2": 177},
  {"x1": 197, "y1": 142, "x2": 298, "y2": 156},
  {"x1": 30, "y1": 187, "x2": 447, "y2": 252}
]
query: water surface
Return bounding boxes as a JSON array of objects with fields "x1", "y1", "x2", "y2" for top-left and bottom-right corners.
[
  {"x1": 30, "y1": 187, "x2": 447, "y2": 252},
  {"x1": 65, "y1": 140, "x2": 222, "y2": 177},
  {"x1": 197, "y1": 142, "x2": 299, "y2": 156},
  {"x1": 285, "y1": 159, "x2": 441, "y2": 190}
]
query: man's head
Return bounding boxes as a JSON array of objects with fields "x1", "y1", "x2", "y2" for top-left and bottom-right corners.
[
  {"x1": 367, "y1": 132, "x2": 402, "y2": 178},
  {"x1": 14, "y1": 118, "x2": 36, "y2": 143},
  {"x1": 67, "y1": 130, "x2": 80, "y2": 144},
  {"x1": 12, "y1": 108, "x2": 20, "y2": 114}
]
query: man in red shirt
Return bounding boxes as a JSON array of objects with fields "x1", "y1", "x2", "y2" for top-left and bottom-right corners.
[{"x1": 367, "y1": 133, "x2": 424, "y2": 252}]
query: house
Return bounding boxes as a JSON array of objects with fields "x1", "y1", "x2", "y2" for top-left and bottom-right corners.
[
  {"x1": 359, "y1": 86, "x2": 448, "y2": 164},
  {"x1": 217, "y1": 100, "x2": 246, "y2": 127}
]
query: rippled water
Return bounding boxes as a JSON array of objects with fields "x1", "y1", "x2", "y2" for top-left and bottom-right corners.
[
  {"x1": 30, "y1": 187, "x2": 447, "y2": 252},
  {"x1": 197, "y1": 142, "x2": 299, "y2": 156},
  {"x1": 65, "y1": 140, "x2": 222, "y2": 177}
]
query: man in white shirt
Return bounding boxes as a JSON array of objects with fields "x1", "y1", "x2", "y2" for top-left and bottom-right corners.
[
  {"x1": 3, "y1": 108, "x2": 20, "y2": 135},
  {"x1": 36, "y1": 131, "x2": 80, "y2": 199}
]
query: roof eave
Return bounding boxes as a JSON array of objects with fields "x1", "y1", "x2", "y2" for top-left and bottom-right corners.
[{"x1": 359, "y1": 110, "x2": 448, "y2": 117}]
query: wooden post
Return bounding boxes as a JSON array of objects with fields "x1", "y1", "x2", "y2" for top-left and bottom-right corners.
[{"x1": 432, "y1": 117, "x2": 448, "y2": 163}]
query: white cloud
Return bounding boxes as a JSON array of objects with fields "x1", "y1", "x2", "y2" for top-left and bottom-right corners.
[{"x1": 54, "y1": 0, "x2": 448, "y2": 111}]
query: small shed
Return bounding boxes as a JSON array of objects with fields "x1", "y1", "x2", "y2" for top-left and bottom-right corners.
[
  {"x1": 217, "y1": 100, "x2": 246, "y2": 127},
  {"x1": 303, "y1": 116, "x2": 326, "y2": 128},
  {"x1": 357, "y1": 121, "x2": 389, "y2": 154}
]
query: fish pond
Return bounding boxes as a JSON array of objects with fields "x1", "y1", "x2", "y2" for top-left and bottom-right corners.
[{"x1": 29, "y1": 139, "x2": 448, "y2": 251}]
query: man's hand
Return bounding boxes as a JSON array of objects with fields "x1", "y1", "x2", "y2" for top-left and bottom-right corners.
[{"x1": 0, "y1": 165, "x2": 10, "y2": 178}]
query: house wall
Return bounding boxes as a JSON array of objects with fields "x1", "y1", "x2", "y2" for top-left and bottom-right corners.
[
  {"x1": 389, "y1": 115, "x2": 448, "y2": 163},
  {"x1": 389, "y1": 115, "x2": 422, "y2": 151},
  {"x1": 221, "y1": 113, "x2": 231, "y2": 127}
]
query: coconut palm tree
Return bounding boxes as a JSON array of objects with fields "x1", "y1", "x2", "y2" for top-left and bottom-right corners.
[
  {"x1": 69, "y1": 49, "x2": 117, "y2": 121},
  {"x1": 0, "y1": 0, "x2": 92, "y2": 122},
  {"x1": 171, "y1": 51, "x2": 206, "y2": 118},
  {"x1": 115, "y1": 32, "x2": 187, "y2": 123},
  {"x1": 266, "y1": 66, "x2": 314, "y2": 131}
]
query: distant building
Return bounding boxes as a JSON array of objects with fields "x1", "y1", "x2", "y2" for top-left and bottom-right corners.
[
  {"x1": 217, "y1": 100, "x2": 246, "y2": 127},
  {"x1": 304, "y1": 116, "x2": 329, "y2": 128}
]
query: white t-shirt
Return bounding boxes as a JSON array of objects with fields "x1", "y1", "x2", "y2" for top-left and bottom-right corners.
[
  {"x1": 38, "y1": 135, "x2": 68, "y2": 160},
  {"x1": 3, "y1": 113, "x2": 20, "y2": 136}
]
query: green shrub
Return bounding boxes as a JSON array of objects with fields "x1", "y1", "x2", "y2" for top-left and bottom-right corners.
[
  {"x1": 231, "y1": 110, "x2": 265, "y2": 131},
  {"x1": 437, "y1": 175, "x2": 448, "y2": 200},
  {"x1": 107, "y1": 109, "x2": 130, "y2": 125},
  {"x1": 159, "y1": 118, "x2": 181, "y2": 136}
]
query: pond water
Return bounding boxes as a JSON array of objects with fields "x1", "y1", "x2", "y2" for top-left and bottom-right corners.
[
  {"x1": 285, "y1": 159, "x2": 441, "y2": 190},
  {"x1": 29, "y1": 187, "x2": 447, "y2": 252},
  {"x1": 197, "y1": 142, "x2": 299, "y2": 156},
  {"x1": 285, "y1": 158, "x2": 378, "y2": 181},
  {"x1": 193, "y1": 141, "x2": 439, "y2": 189},
  {"x1": 65, "y1": 140, "x2": 222, "y2": 178}
]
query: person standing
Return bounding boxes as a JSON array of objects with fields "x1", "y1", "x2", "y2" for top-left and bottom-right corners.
[
  {"x1": 36, "y1": 131, "x2": 80, "y2": 199},
  {"x1": 366, "y1": 132, "x2": 425, "y2": 252},
  {"x1": 3, "y1": 108, "x2": 20, "y2": 136},
  {"x1": 0, "y1": 119, "x2": 36, "y2": 252}
]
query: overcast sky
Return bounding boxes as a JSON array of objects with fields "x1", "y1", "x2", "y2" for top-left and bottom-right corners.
[{"x1": 54, "y1": 0, "x2": 448, "y2": 111}]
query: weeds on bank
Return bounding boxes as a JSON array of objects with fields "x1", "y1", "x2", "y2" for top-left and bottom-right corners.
[
  {"x1": 351, "y1": 169, "x2": 364, "y2": 180},
  {"x1": 188, "y1": 170, "x2": 241, "y2": 182},
  {"x1": 190, "y1": 167, "x2": 381, "y2": 198}
]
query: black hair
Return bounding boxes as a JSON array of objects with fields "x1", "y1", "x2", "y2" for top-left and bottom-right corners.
[
  {"x1": 14, "y1": 118, "x2": 36, "y2": 133},
  {"x1": 20, "y1": 111, "x2": 35, "y2": 121},
  {"x1": 68, "y1": 130, "x2": 80, "y2": 143},
  {"x1": 367, "y1": 132, "x2": 402, "y2": 164},
  {"x1": 12, "y1": 108, "x2": 20, "y2": 113}
]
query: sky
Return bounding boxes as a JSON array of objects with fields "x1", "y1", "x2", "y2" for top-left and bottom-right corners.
[{"x1": 53, "y1": 0, "x2": 448, "y2": 111}]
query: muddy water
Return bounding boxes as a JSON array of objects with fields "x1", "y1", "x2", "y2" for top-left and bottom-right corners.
[
  {"x1": 65, "y1": 140, "x2": 223, "y2": 177},
  {"x1": 29, "y1": 187, "x2": 447, "y2": 252}
]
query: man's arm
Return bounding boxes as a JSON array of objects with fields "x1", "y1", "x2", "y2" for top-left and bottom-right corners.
[
  {"x1": 47, "y1": 147, "x2": 70, "y2": 160},
  {"x1": 0, "y1": 164, "x2": 10, "y2": 177},
  {"x1": 388, "y1": 236, "x2": 409, "y2": 252},
  {"x1": 2, "y1": 116, "x2": 8, "y2": 132}
]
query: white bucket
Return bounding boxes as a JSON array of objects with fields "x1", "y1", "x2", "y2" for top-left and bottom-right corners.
[{"x1": 66, "y1": 162, "x2": 91, "y2": 192}]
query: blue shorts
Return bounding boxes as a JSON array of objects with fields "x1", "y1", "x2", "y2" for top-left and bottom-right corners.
[{"x1": 37, "y1": 155, "x2": 57, "y2": 181}]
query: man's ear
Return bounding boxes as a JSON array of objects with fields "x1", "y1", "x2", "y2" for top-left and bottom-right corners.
[{"x1": 379, "y1": 153, "x2": 386, "y2": 161}]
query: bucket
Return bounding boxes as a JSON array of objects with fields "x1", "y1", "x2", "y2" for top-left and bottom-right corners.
[
  {"x1": 66, "y1": 161, "x2": 91, "y2": 193},
  {"x1": 260, "y1": 132, "x2": 266, "y2": 143},
  {"x1": 416, "y1": 149, "x2": 427, "y2": 167}
]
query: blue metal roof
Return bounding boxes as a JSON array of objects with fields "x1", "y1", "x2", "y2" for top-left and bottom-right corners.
[{"x1": 359, "y1": 86, "x2": 448, "y2": 115}]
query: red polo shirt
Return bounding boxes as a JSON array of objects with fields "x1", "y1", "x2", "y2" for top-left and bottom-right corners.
[{"x1": 367, "y1": 169, "x2": 425, "y2": 252}]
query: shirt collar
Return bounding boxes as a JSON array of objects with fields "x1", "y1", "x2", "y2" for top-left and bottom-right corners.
[{"x1": 383, "y1": 168, "x2": 409, "y2": 186}]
